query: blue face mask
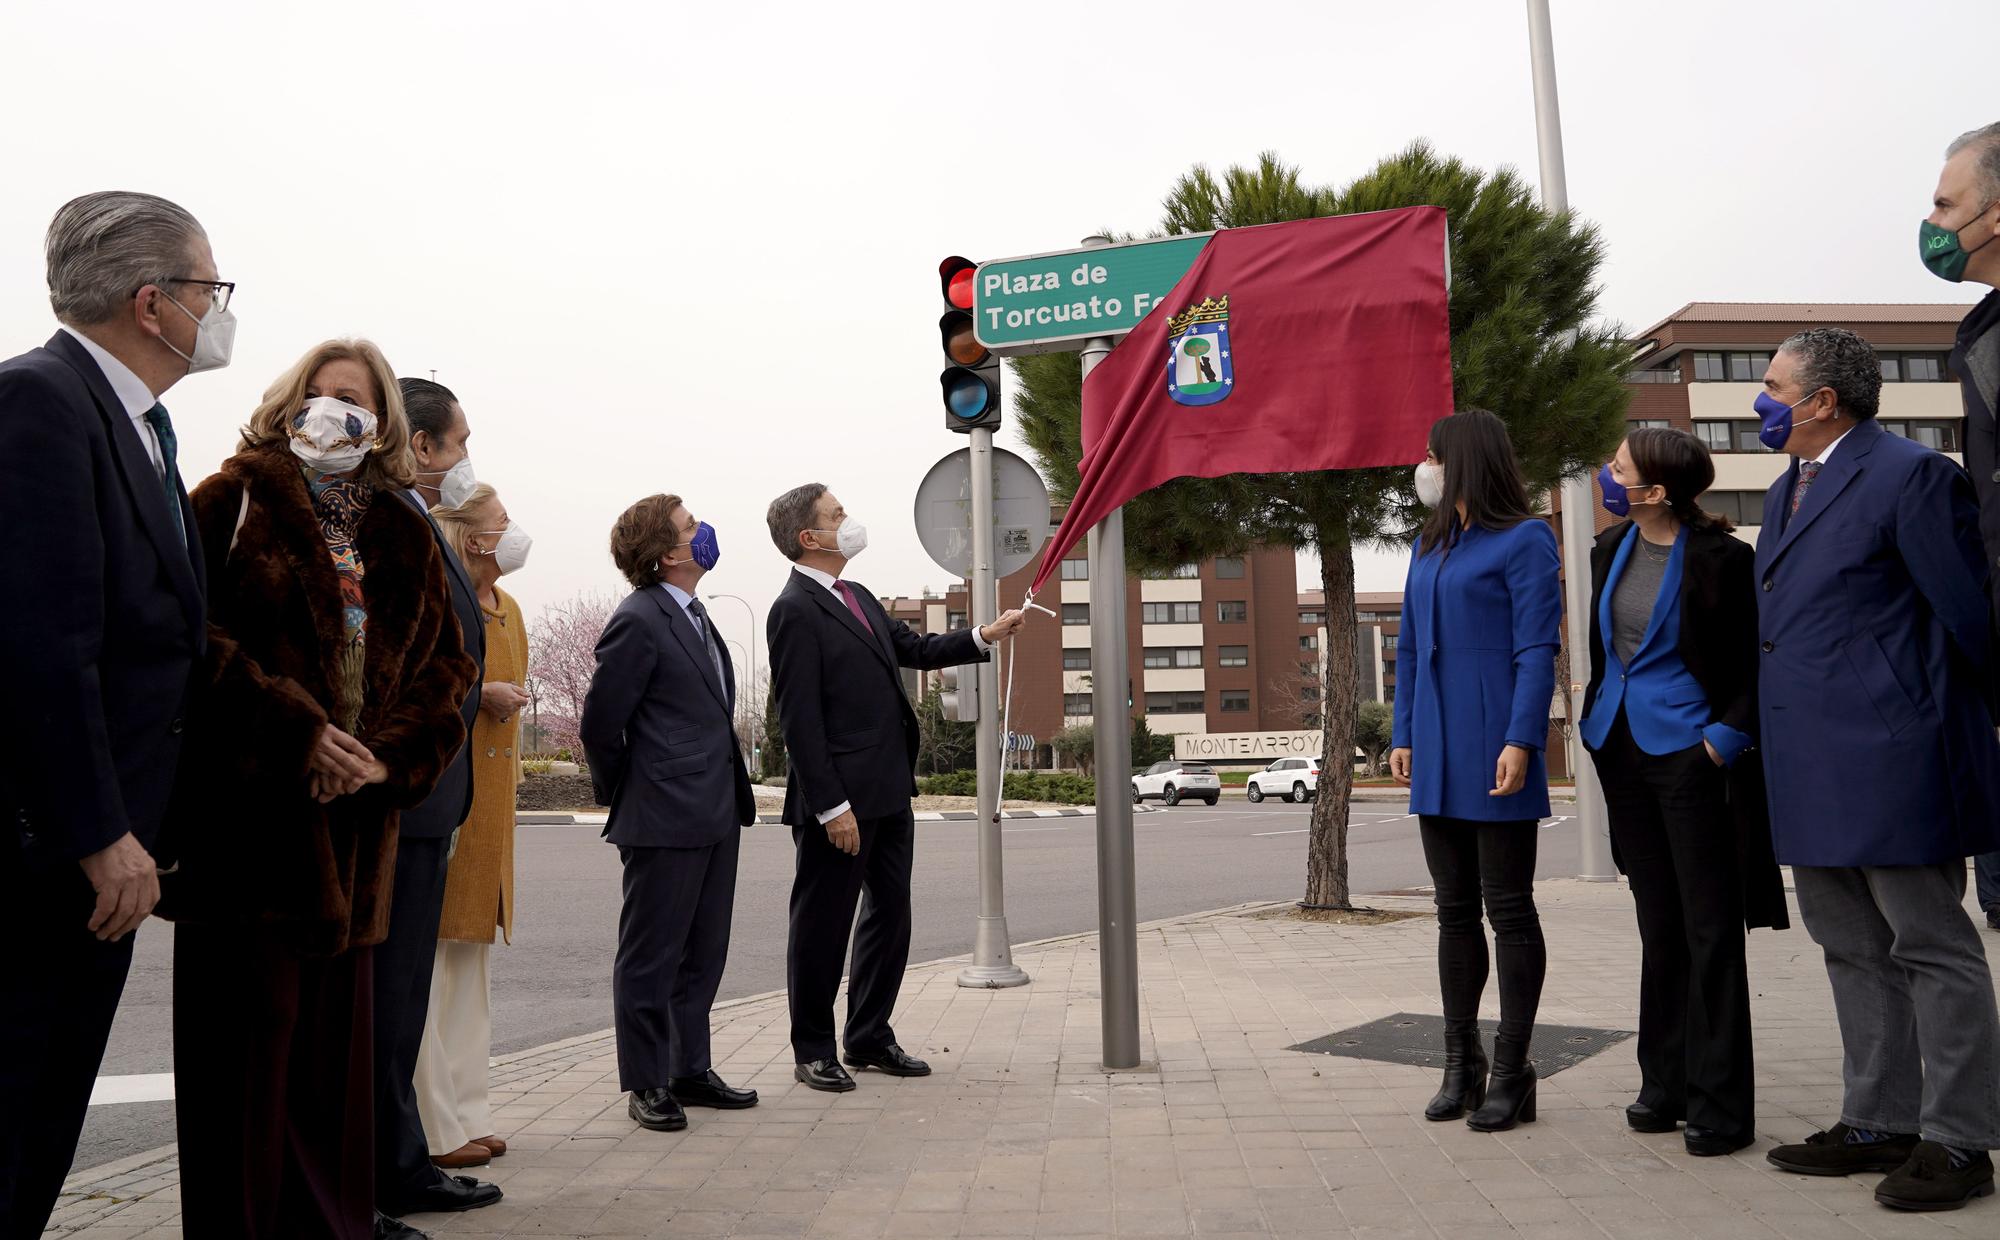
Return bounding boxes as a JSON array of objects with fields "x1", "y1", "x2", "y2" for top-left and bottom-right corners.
[
  {"x1": 1598, "y1": 463, "x2": 1632, "y2": 516},
  {"x1": 1753, "y1": 389, "x2": 1823, "y2": 451},
  {"x1": 687, "y1": 521, "x2": 721, "y2": 571}
]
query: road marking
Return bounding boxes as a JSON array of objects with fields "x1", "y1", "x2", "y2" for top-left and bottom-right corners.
[
  {"x1": 89, "y1": 1073, "x2": 175, "y2": 1106},
  {"x1": 1252, "y1": 828, "x2": 1310, "y2": 837},
  {"x1": 1003, "y1": 826, "x2": 1067, "y2": 833}
]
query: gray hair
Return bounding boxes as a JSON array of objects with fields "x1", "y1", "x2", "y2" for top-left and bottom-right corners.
[
  {"x1": 1777, "y1": 327, "x2": 1881, "y2": 421},
  {"x1": 766, "y1": 482, "x2": 829, "y2": 562},
  {"x1": 1948, "y1": 123, "x2": 2000, "y2": 203},
  {"x1": 45, "y1": 191, "x2": 207, "y2": 326}
]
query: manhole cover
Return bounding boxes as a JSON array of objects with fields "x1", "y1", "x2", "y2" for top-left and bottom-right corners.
[{"x1": 1288, "y1": 1012, "x2": 1632, "y2": 1078}]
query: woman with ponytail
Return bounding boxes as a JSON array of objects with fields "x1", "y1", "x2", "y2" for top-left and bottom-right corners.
[{"x1": 1579, "y1": 426, "x2": 1786, "y2": 1160}]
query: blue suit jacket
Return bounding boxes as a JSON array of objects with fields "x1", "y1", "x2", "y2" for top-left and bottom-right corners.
[
  {"x1": 1754, "y1": 417, "x2": 2000, "y2": 866},
  {"x1": 579, "y1": 586, "x2": 756, "y2": 849},
  {"x1": 1392, "y1": 519, "x2": 1562, "y2": 821}
]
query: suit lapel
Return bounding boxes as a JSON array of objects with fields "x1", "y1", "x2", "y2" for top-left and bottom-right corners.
[
  {"x1": 649, "y1": 588, "x2": 730, "y2": 714},
  {"x1": 795, "y1": 571, "x2": 897, "y2": 672},
  {"x1": 395, "y1": 490, "x2": 485, "y2": 659},
  {"x1": 1766, "y1": 421, "x2": 1878, "y2": 570}
]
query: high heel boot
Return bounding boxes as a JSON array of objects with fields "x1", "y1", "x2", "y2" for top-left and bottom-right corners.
[
  {"x1": 1467, "y1": 1039, "x2": 1536, "y2": 1132},
  {"x1": 1423, "y1": 1020, "x2": 1488, "y2": 1121}
]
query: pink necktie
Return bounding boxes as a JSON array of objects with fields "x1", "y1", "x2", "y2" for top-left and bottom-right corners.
[{"x1": 833, "y1": 579, "x2": 875, "y2": 636}]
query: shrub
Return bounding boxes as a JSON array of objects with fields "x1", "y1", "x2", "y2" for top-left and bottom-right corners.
[{"x1": 916, "y1": 771, "x2": 1096, "y2": 805}]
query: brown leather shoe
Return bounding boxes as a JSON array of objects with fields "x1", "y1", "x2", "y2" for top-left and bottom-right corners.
[
  {"x1": 468, "y1": 1135, "x2": 507, "y2": 1158},
  {"x1": 431, "y1": 1142, "x2": 493, "y2": 1169}
]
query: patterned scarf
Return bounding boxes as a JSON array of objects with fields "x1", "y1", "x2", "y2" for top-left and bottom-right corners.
[{"x1": 306, "y1": 471, "x2": 372, "y2": 731}]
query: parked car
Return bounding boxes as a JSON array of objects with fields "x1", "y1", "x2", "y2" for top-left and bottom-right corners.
[
  {"x1": 1131, "y1": 760, "x2": 1220, "y2": 806},
  {"x1": 1246, "y1": 756, "x2": 1319, "y2": 803}
]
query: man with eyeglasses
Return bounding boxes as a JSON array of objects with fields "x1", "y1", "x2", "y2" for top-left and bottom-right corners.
[{"x1": 0, "y1": 192, "x2": 233, "y2": 1235}]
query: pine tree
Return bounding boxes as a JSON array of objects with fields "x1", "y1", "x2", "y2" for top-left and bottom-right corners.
[{"x1": 1012, "y1": 145, "x2": 1630, "y2": 907}]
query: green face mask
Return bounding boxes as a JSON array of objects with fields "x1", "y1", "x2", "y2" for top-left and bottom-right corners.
[{"x1": 1920, "y1": 202, "x2": 1995, "y2": 283}]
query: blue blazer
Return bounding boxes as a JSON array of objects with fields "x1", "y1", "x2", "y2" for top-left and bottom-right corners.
[
  {"x1": 1392, "y1": 519, "x2": 1562, "y2": 821},
  {"x1": 1754, "y1": 418, "x2": 2000, "y2": 866}
]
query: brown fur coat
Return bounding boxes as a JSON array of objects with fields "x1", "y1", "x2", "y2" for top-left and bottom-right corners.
[{"x1": 158, "y1": 444, "x2": 477, "y2": 956}]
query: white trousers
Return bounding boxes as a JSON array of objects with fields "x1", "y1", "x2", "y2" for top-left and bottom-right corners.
[{"x1": 413, "y1": 940, "x2": 492, "y2": 1155}]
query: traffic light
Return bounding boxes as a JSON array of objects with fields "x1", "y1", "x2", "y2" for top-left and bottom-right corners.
[
  {"x1": 939, "y1": 255, "x2": 1002, "y2": 433},
  {"x1": 940, "y1": 663, "x2": 979, "y2": 722}
]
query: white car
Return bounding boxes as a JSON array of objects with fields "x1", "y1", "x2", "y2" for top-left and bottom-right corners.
[
  {"x1": 1246, "y1": 756, "x2": 1319, "y2": 804},
  {"x1": 1131, "y1": 761, "x2": 1220, "y2": 806}
]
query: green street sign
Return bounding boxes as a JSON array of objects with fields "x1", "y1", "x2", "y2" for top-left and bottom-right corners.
[{"x1": 973, "y1": 234, "x2": 1212, "y2": 357}]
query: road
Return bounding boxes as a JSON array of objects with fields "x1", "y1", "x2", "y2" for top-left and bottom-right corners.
[{"x1": 76, "y1": 798, "x2": 1580, "y2": 1171}]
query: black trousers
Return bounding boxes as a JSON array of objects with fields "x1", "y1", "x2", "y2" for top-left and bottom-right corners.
[
  {"x1": 175, "y1": 925, "x2": 375, "y2": 1240},
  {"x1": 0, "y1": 854, "x2": 135, "y2": 1239},
  {"x1": 371, "y1": 835, "x2": 451, "y2": 1201},
  {"x1": 1590, "y1": 713, "x2": 1755, "y2": 1137},
  {"x1": 1418, "y1": 815, "x2": 1546, "y2": 1057},
  {"x1": 787, "y1": 808, "x2": 915, "y2": 1062},
  {"x1": 614, "y1": 833, "x2": 741, "y2": 1091}
]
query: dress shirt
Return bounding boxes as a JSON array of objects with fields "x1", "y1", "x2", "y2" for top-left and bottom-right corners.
[
  {"x1": 61, "y1": 326, "x2": 162, "y2": 473},
  {"x1": 1811, "y1": 424, "x2": 1856, "y2": 466},
  {"x1": 659, "y1": 582, "x2": 707, "y2": 643}
]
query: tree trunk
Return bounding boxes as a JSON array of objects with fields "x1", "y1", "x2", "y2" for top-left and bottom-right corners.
[{"x1": 1304, "y1": 518, "x2": 1360, "y2": 908}]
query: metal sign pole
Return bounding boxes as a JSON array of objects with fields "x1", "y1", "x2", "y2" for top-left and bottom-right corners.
[
  {"x1": 1526, "y1": 0, "x2": 1614, "y2": 881},
  {"x1": 959, "y1": 426, "x2": 1030, "y2": 988}
]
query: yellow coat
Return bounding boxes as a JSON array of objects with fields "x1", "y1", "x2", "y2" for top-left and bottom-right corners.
[{"x1": 437, "y1": 587, "x2": 527, "y2": 944}]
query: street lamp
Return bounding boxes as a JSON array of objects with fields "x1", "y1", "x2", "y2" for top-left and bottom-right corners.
[{"x1": 723, "y1": 638, "x2": 755, "y2": 766}]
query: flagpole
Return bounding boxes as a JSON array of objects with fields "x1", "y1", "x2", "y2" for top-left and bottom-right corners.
[{"x1": 1526, "y1": 0, "x2": 1616, "y2": 881}]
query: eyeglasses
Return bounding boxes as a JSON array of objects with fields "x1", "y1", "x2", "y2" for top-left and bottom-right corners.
[{"x1": 162, "y1": 278, "x2": 235, "y2": 312}]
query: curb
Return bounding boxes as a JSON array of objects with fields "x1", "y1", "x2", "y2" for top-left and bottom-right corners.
[{"x1": 519, "y1": 806, "x2": 1157, "y2": 826}]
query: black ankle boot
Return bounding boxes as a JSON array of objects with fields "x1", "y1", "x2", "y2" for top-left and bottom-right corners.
[
  {"x1": 1424, "y1": 1021, "x2": 1489, "y2": 1121},
  {"x1": 1467, "y1": 1041, "x2": 1536, "y2": 1132}
]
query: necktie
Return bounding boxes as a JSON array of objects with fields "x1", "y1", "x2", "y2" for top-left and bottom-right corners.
[
  {"x1": 1789, "y1": 460, "x2": 1822, "y2": 516},
  {"x1": 686, "y1": 598, "x2": 729, "y2": 702},
  {"x1": 833, "y1": 579, "x2": 875, "y2": 636},
  {"x1": 143, "y1": 403, "x2": 185, "y2": 544}
]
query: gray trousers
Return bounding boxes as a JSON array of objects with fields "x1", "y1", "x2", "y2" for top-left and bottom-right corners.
[{"x1": 1793, "y1": 862, "x2": 2000, "y2": 1150}]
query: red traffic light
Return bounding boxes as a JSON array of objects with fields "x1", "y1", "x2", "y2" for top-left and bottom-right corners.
[{"x1": 939, "y1": 255, "x2": 976, "y2": 310}]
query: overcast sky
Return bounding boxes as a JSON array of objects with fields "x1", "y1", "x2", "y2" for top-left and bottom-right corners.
[{"x1": 2, "y1": 0, "x2": 1991, "y2": 672}]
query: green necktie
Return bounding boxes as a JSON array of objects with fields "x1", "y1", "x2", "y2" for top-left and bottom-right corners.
[{"x1": 143, "y1": 403, "x2": 185, "y2": 544}]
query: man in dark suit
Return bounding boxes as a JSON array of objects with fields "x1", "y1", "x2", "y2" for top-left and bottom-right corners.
[
  {"x1": 0, "y1": 192, "x2": 227, "y2": 1236},
  {"x1": 581, "y1": 493, "x2": 760, "y2": 1132},
  {"x1": 374, "y1": 378, "x2": 501, "y2": 1225},
  {"x1": 1751, "y1": 329, "x2": 2000, "y2": 1212},
  {"x1": 763, "y1": 483, "x2": 1023, "y2": 1092}
]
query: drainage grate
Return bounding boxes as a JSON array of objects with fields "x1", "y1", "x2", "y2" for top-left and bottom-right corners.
[{"x1": 1288, "y1": 1012, "x2": 1632, "y2": 1078}]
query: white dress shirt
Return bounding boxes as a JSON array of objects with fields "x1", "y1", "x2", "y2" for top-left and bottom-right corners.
[
  {"x1": 1810, "y1": 423, "x2": 1856, "y2": 466},
  {"x1": 659, "y1": 581, "x2": 707, "y2": 643},
  {"x1": 61, "y1": 326, "x2": 163, "y2": 474},
  {"x1": 789, "y1": 563, "x2": 990, "y2": 824}
]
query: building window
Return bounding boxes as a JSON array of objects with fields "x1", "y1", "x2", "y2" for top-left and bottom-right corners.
[
  {"x1": 1353, "y1": 610, "x2": 1400, "y2": 622},
  {"x1": 1727, "y1": 352, "x2": 1772, "y2": 382},
  {"x1": 1300, "y1": 634, "x2": 1318, "y2": 651},
  {"x1": 1880, "y1": 420, "x2": 1960, "y2": 452},
  {"x1": 1218, "y1": 644, "x2": 1248, "y2": 668},
  {"x1": 1694, "y1": 419, "x2": 1772, "y2": 453},
  {"x1": 1062, "y1": 650, "x2": 1091, "y2": 670},
  {"x1": 1214, "y1": 557, "x2": 1245, "y2": 579},
  {"x1": 1300, "y1": 610, "x2": 1325, "y2": 624},
  {"x1": 1144, "y1": 563, "x2": 1198, "y2": 579},
  {"x1": 1061, "y1": 604, "x2": 1089, "y2": 625},
  {"x1": 1880, "y1": 352, "x2": 1949, "y2": 382},
  {"x1": 1217, "y1": 601, "x2": 1247, "y2": 623},
  {"x1": 1631, "y1": 419, "x2": 1670, "y2": 429},
  {"x1": 1220, "y1": 690, "x2": 1249, "y2": 713},
  {"x1": 1695, "y1": 421, "x2": 1731, "y2": 453},
  {"x1": 947, "y1": 611, "x2": 967, "y2": 630},
  {"x1": 1382, "y1": 634, "x2": 1399, "y2": 651},
  {"x1": 1693, "y1": 352, "x2": 1726, "y2": 382},
  {"x1": 1063, "y1": 693, "x2": 1093, "y2": 716},
  {"x1": 1142, "y1": 647, "x2": 1203, "y2": 669},
  {"x1": 1141, "y1": 601, "x2": 1199, "y2": 624},
  {"x1": 1696, "y1": 490, "x2": 1773, "y2": 526},
  {"x1": 1625, "y1": 365, "x2": 1682, "y2": 384},
  {"x1": 1143, "y1": 691, "x2": 1205, "y2": 714},
  {"x1": 1300, "y1": 684, "x2": 1320, "y2": 702},
  {"x1": 1060, "y1": 558, "x2": 1089, "y2": 581}
]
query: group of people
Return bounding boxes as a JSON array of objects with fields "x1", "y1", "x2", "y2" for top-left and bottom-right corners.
[
  {"x1": 1, "y1": 193, "x2": 535, "y2": 1239},
  {"x1": 1389, "y1": 122, "x2": 2000, "y2": 1215}
]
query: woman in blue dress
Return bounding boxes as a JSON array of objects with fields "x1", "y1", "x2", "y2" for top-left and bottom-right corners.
[{"x1": 1390, "y1": 408, "x2": 1562, "y2": 1133}]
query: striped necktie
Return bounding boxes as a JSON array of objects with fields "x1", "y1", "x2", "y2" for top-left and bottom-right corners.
[
  {"x1": 687, "y1": 598, "x2": 729, "y2": 704},
  {"x1": 143, "y1": 403, "x2": 185, "y2": 544}
]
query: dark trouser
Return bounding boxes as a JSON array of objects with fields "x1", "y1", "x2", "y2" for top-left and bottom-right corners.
[
  {"x1": 175, "y1": 924, "x2": 375, "y2": 1240},
  {"x1": 1418, "y1": 816, "x2": 1546, "y2": 1059},
  {"x1": 1590, "y1": 714, "x2": 1755, "y2": 1137},
  {"x1": 0, "y1": 854, "x2": 134, "y2": 1239},
  {"x1": 372, "y1": 835, "x2": 451, "y2": 1202},
  {"x1": 787, "y1": 808, "x2": 915, "y2": 1062},
  {"x1": 1976, "y1": 851, "x2": 2000, "y2": 914},
  {"x1": 614, "y1": 832, "x2": 742, "y2": 1091}
]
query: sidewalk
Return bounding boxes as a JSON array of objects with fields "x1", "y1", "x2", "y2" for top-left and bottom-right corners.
[{"x1": 51, "y1": 878, "x2": 1997, "y2": 1238}]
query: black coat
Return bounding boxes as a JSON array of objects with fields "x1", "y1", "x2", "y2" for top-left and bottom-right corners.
[
  {"x1": 0, "y1": 332, "x2": 206, "y2": 868},
  {"x1": 391, "y1": 489, "x2": 484, "y2": 839},
  {"x1": 1954, "y1": 289, "x2": 2000, "y2": 620},
  {"x1": 766, "y1": 570, "x2": 985, "y2": 828},
  {"x1": 1585, "y1": 520, "x2": 1788, "y2": 931},
  {"x1": 579, "y1": 585, "x2": 755, "y2": 848}
]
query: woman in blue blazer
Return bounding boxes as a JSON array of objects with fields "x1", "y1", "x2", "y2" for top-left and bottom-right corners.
[
  {"x1": 1580, "y1": 428, "x2": 1786, "y2": 1161},
  {"x1": 1390, "y1": 409, "x2": 1561, "y2": 1133}
]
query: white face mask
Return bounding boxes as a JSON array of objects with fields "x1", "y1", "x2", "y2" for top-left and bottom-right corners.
[
  {"x1": 419, "y1": 457, "x2": 477, "y2": 508},
  {"x1": 1413, "y1": 461, "x2": 1444, "y2": 508},
  {"x1": 288, "y1": 396, "x2": 379, "y2": 473},
  {"x1": 811, "y1": 516, "x2": 867, "y2": 560},
  {"x1": 160, "y1": 290, "x2": 236, "y2": 375},
  {"x1": 476, "y1": 522, "x2": 532, "y2": 575}
]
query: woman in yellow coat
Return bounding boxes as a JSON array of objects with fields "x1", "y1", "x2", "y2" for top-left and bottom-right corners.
[{"x1": 414, "y1": 483, "x2": 531, "y2": 1167}]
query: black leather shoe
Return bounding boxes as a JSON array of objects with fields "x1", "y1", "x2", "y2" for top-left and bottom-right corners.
[
  {"x1": 1986, "y1": 905, "x2": 2000, "y2": 931},
  {"x1": 670, "y1": 1069, "x2": 759, "y2": 1109},
  {"x1": 375, "y1": 1212, "x2": 429, "y2": 1240},
  {"x1": 843, "y1": 1044, "x2": 931, "y2": 1077},
  {"x1": 1875, "y1": 1143, "x2": 1996, "y2": 1211},
  {"x1": 1685, "y1": 1125, "x2": 1755, "y2": 1157},
  {"x1": 1423, "y1": 1021, "x2": 1488, "y2": 1122},
  {"x1": 1626, "y1": 1102, "x2": 1682, "y2": 1133},
  {"x1": 796, "y1": 1058, "x2": 857, "y2": 1092},
  {"x1": 1766, "y1": 1124, "x2": 1920, "y2": 1176},
  {"x1": 381, "y1": 1174, "x2": 503, "y2": 1216},
  {"x1": 1467, "y1": 1057, "x2": 1536, "y2": 1132},
  {"x1": 628, "y1": 1086, "x2": 688, "y2": 1131}
]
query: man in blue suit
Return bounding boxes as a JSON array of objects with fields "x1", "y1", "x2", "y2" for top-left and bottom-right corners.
[
  {"x1": 1752, "y1": 328, "x2": 2000, "y2": 1212},
  {"x1": 581, "y1": 493, "x2": 760, "y2": 1133}
]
